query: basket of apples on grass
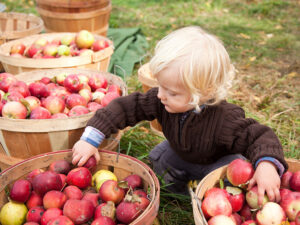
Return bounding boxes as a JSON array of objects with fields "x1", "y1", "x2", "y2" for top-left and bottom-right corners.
[
  {"x1": 0, "y1": 68, "x2": 127, "y2": 170},
  {"x1": 191, "y1": 158, "x2": 300, "y2": 225},
  {"x1": 0, "y1": 30, "x2": 113, "y2": 74},
  {"x1": 0, "y1": 149, "x2": 160, "y2": 225}
]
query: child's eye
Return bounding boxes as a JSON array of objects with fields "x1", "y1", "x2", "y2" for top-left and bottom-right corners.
[{"x1": 169, "y1": 92, "x2": 177, "y2": 96}]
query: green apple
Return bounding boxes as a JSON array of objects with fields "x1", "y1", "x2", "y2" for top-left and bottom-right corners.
[
  {"x1": 57, "y1": 45, "x2": 70, "y2": 56},
  {"x1": 75, "y1": 30, "x2": 95, "y2": 49},
  {"x1": 0, "y1": 201, "x2": 28, "y2": 225}
]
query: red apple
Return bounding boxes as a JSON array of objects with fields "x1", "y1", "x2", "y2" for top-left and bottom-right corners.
[
  {"x1": 42, "y1": 96, "x2": 65, "y2": 114},
  {"x1": 88, "y1": 102, "x2": 103, "y2": 112},
  {"x1": 79, "y1": 88, "x2": 93, "y2": 103},
  {"x1": 24, "y1": 222, "x2": 40, "y2": 225},
  {"x1": 2, "y1": 101, "x2": 27, "y2": 119},
  {"x1": 91, "y1": 216, "x2": 116, "y2": 225},
  {"x1": 78, "y1": 74, "x2": 89, "y2": 85},
  {"x1": 241, "y1": 220, "x2": 257, "y2": 225},
  {"x1": 27, "y1": 168, "x2": 45, "y2": 184},
  {"x1": 59, "y1": 173, "x2": 67, "y2": 186},
  {"x1": 24, "y1": 96, "x2": 41, "y2": 111},
  {"x1": 101, "y1": 92, "x2": 120, "y2": 107},
  {"x1": 30, "y1": 106, "x2": 51, "y2": 119},
  {"x1": 124, "y1": 174, "x2": 143, "y2": 190},
  {"x1": 134, "y1": 195, "x2": 150, "y2": 211},
  {"x1": 99, "y1": 180, "x2": 125, "y2": 205},
  {"x1": 29, "y1": 82, "x2": 49, "y2": 98},
  {"x1": 280, "y1": 191, "x2": 300, "y2": 221},
  {"x1": 240, "y1": 203, "x2": 253, "y2": 221},
  {"x1": 63, "y1": 185, "x2": 83, "y2": 200},
  {"x1": 226, "y1": 186, "x2": 245, "y2": 212},
  {"x1": 92, "y1": 39, "x2": 109, "y2": 51},
  {"x1": 26, "y1": 44, "x2": 42, "y2": 58},
  {"x1": 0, "y1": 72, "x2": 18, "y2": 92},
  {"x1": 49, "y1": 86, "x2": 71, "y2": 101},
  {"x1": 49, "y1": 160, "x2": 71, "y2": 174},
  {"x1": 64, "y1": 74, "x2": 83, "y2": 92},
  {"x1": 32, "y1": 171, "x2": 63, "y2": 196},
  {"x1": 10, "y1": 42, "x2": 26, "y2": 55},
  {"x1": 246, "y1": 186, "x2": 269, "y2": 209},
  {"x1": 55, "y1": 73, "x2": 68, "y2": 86},
  {"x1": 94, "y1": 201, "x2": 116, "y2": 220},
  {"x1": 51, "y1": 113, "x2": 68, "y2": 119},
  {"x1": 207, "y1": 215, "x2": 236, "y2": 225},
  {"x1": 0, "y1": 101, "x2": 3, "y2": 115},
  {"x1": 296, "y1": 211, "x2": 300, "y2": 225},
  {"x1": 66, "y1": 167, "x2": 92, "y2": 189},
  {"x1": 256, "y1": 202, "x2": 286, "y2": 225},
  {"x1": 40, "y1": 77, "x2": 52, "y2": 85},
  {"x1": 26, "y1": 206, "x2": 45, "y2": 223},
  {"x1": 40, "y1": 208, "x2": 63, "y2": 225},
  {"x1": 281, "y1": 171, "x2": 293, "y2": 189},
  {"x1": 3, "y1": 91, "x2": 24, "y2": 103},
  {"x1": 231, "y1": 212, "x2": 242, "y2": 225},
  {"x1": 8, "y1": 81, "x2": 30, "y2": 97},
  {"x1": 82, "y1": 192, "x2": 99, "y2": 207},
  {"x1": 43, "y1": 190, "x2": 67, "y2": 209},
  {"x1": 280, "y1": 188, "x2": 292, "y2": 201},
  {"x1": 63, "y1": 199, "x2": 95, "y2": 224},
  {"x1": 226, "y1": 159, "x2": 254, "y2": 186},
  {"x1": 116, "y1": 201, "x2": 142, "y2": 224},
  {"x1": 9, "y1": 179, "x2": 32, "y2": 203},
  {"x1": 83, "y1": 156, "x2": 97, "y2": 170},
  {"x1": 68, "y1": 105, "x2": 90, "y2": 117},
  {"x1": 26, "y1": 191, "x2": 43, "y2": 209},
  {"x1": 133, "y1": 189, "x2": 147, "y2": 198},
  {"x1": 75, "y1": 30, "x2": 95, "y2": 49},
  {"x1": 48, "y1": 215, "x2": 74, "y2": 225},
  {"x1": 88, "y1": 74, "x2": 108, "y2": 91},
  {"x1": 69, "y1": 44, "x2": 79, "y2": 56},
  {"x1": 290, "y1": 171, "x2": 300, "y2": 192},
  {"x1": 66, "y1": 93, "x2": 87, "y2": 109},
  {"x1": 107, "y1": 84, "x2": 122, "y2": 96}
]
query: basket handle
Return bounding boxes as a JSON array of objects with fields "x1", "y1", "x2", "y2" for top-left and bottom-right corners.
[
  {"x1": 106, "y1": 134, "x2": 121, "y2": 163},
  {"x1": 189, "y1": 185, "x2": 208, "y2": 225}
]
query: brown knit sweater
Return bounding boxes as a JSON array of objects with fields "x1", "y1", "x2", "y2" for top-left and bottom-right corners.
[{"x1": 87, "y1": 88, "x2": 288, "y2": 169}]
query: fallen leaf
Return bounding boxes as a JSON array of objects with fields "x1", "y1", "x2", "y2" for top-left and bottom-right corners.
[{"x1": 239, "y1": 33, "x2": 251, "y2": 39}]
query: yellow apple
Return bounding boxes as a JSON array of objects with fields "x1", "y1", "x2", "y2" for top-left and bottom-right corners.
[
  {"x1": 92, "y1": 169, "x2": 117, "y2": 191},
  {"x1": 0, "y1": 201, "x2": 28, "y2": 225}
]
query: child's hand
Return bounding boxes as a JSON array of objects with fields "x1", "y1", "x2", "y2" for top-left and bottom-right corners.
[
  {"x1": 72, "y1": 140, "x2": 100, "y2": 167},
  {"x1": 247, "y1": 161, "x2": 281, "y2": 206}
]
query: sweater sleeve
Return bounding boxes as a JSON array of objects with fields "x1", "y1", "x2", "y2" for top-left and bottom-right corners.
[
  {"x1": 86, "y1": 88, "x2": 160, "y2": 137},
  {"x1": 217, "y1": 106, "x2": 288, "y2": 170}
]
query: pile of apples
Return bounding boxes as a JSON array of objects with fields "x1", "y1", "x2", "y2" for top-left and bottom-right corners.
[
  {"x1": 0, "y1": 71, "x2": 122, "y2": 119},
  {"x1": 9, "y1": 30, "x2": 110, "y2": 59},
  {"x1": 201, "y1": 158, "x2": 300, "y2": 225},
  {"x1": 0, "y1": 156, "x2": 151, "y2": 225}
]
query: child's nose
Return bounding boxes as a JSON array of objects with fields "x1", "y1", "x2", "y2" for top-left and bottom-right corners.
[{"x1": 157, "y1": 87, "x2": 166, "y2": 100}]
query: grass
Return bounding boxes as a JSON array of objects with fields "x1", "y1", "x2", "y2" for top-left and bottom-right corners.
[{"x1": 2, "y1": 0, "x2": 300, "y2": 224}]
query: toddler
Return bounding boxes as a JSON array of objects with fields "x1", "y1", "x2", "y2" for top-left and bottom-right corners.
[{"x1": 72, "y1": 26, "x2": 287, "y2": 206}]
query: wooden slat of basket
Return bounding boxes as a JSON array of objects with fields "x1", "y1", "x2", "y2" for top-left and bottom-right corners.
[{"x1": 36, "y1": 0, "x2": 110, "y2": 9}]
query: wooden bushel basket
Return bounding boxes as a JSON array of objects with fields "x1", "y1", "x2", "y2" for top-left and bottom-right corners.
[
  {"x1": 35, "y1": 0, "x2": 111, "y2": 36},
  {"x1": 0, "y1": 149, "x2": 160, "y2": 225},
  {"x1": 137, "y1": 63, "x2": 163, "y2": 137},
  {"x1": 0, "y1": 32, "x2": 113, "y2": 75},
  {"x1": 0, "y1": 68, "x2": 127, "y2": 170},
  {"x1": 191, "y1": 158, "x2": 300, "y2": 225},
  {"x1": 0, "y1": 12, "x2": 44, "y2": 71}
]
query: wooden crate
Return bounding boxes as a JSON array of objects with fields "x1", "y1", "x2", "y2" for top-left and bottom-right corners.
[
  {"x1": 0, "y1": 68, "x2": 127, "y2": 170},
  {"x1": 0, "y1": 32, "x2": 113, "y2": 74},
  {"x1": 191, "y1": 158, "x2": 300, "y2": 225},
  {"x1": 0, "y1": 149, "x2": 160, "y2": 225},
  {"x1": 137, "y1": 63, "x2": 163, "y2": 137},
  {"x1": 35, "y1": 0, "x2": 111, "y2": 36},
  {"x1": 0, "y1": 12, "x2": 44, "y2": 71}
]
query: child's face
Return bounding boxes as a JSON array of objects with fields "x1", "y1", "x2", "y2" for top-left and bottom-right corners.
[{"x1": 156, "y1": 65, "x2": 194, "y2": 113}]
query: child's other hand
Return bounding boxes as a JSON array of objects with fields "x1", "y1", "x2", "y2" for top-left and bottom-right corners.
[
  {"x1": 72, "y1": 140, "x2": 100, "y2": 167},
  {"x1": 247, "y1": 161, "x2": 281, "y2": 206}
]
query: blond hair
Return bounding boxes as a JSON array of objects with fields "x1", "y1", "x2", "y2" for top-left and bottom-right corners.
[{"x1": 149, "y1": 26, "x2": 235, "y2": 112}]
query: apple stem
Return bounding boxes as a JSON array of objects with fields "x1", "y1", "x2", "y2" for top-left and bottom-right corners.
[{"x1": 219, "y1": 178, "x2": 224, "y2": 189}]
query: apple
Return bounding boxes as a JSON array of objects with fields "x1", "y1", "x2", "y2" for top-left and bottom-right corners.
[
  {"x1": 116, "y1": 201, "x2": 142, "y2": 224},
  {"x1": 10, "y1": 43, "x2": 26, "y2": 55},
  {"x1": 0, "y1": 201, "x2": 28, "y2": 225},
  {"x1": 63, "y1": 199, "x2": 95, "y2": 224},
  {"x1": 61, "y1": 35, "x2": 75, "y2": 46},
  {"x1": 66, "y1": 167, "x2": 92, "y2": 189},
  {"x1": 51, "y1": 37, "x2": 61, "y2": 45},
  {"x1": 64, "y1": 74, "x2": 83, "y2": 92},
  {"x1": 124, "y1": 174, "x2": 143, "y2": 190},
  {"x1": 226, "y1": 159, "x2": 254, "y2": 186},
  {"x1": 82, "y1": 192, "x2": 99, "y2": 207},
  {"x1": 40, "y1": 77, "x2": 52, "y2": 85},
  {"x1": 42, "y1": 96, "x2": 65, "y2": 114},
  {"x1": 68, "y1": 105, "x2": 90, "y2": 117},
  {"x1": 296, "y1": 211, "x2": 300, "y2": 225},
  {"x1": 79, "y1": 88, "x2": 93, "y2": 103},
  {"x1": 40, "y1": 208, "x2": 63, "y2": 225},
  {"x1": 94, "y1": 201, "x2": 116, "y2": 220},
  {"x1": 78, "y1": 74, "x2": 89, "y2": 85},
  {"x1": 241, "y1": 220, "x2": 257, "y2": 225},
  {"x1": 69, "y1": 44, "x2": 79, "y2": 56},
  {"x1": 48, "y1": 215, "x2": 74, "y2": 225},
  {"x1": 201, "y1": 187, "x2": 232, "y2": 218},
  {"x1": 231, "y1": 212, "x2": 242, "y2": 225},
  {"x1": 63, "y1": 185, "x2": 83, "y2": 200},
  {"x1": 29, "y1": 82, "x2": 49, "y2": 98},
  {"x1": 83, "y1": 156, "x2": 97, "y2": 170},
  {"x1": 75, "y1": 30, "x2": 95, "y2": 49},
  {"x1": 92, "y1": 91, "x2": 106, "y2": 104},
  {"x1": 8, "y1": 81, "x2": 30, "y2": 97},
  {"x1": 280, "y1": 188, "x2": 292, "y2": 201},
  {"x1": 43, "y1": 190, "x2": 67, "y2": 209},
  {"x1": 30, "y1": 106, "x2": 51, "y2": 119},
  {"x1": 133, "y1": 189, "x2": 147, "y2": 198},
  {"x1": 57, "y1": 45, "x2": 70, "y2": 56},
  {"x1": 26, "y1": 206, "x2": 45, "y2": 223},
  {"x1": 3, "y1": 91, "x2": 25, "y2": 103},
  {"x1": 32, "y1": 171, "x2": 63, "y2": 196},
  {"x1": 26, "y1": 44, "x2": 42, "y2": 58},
  {"x1": 88, "y1": 74, "x2": 108, "y2": 91},
  {"x1": 24, "y1": 96, "x2": 41, "y2": 111},
  {"x1": 26, "y1": 192, "x2": 43, "y2": 209},
  {"x1": 27, "y1": 168, "x2": 45, "y2": 184},
  {"x1": 0, "y1": 101, "x2": 3, "y2": 115},
  {"x1": 239, "y1": 203, "x2": 253, "y2": 221},
  {"x1": 91, "y1": 216, "x2": 116, "y2": 225},
  {"x1": 280, "y1": 191, "x2": 300, "y2": 221},
  {"x1": 92, "y1": 170, "x2": 118, "y2": 192},
  {"x1": 107, "y1": 84, "x2": 122, "y2": 96},
  {"x1": 66, "y1": 93, "x2": 87, "y2": 109},
  {"x1": 49, "y1": 160, "x2": 71, "y2": 174},
  {"x1": 43, "y1": 44, "x2": 58, "y2": 57},
  {"x1": 10, "y1": 53, "x2": 23, "y2": 58},
  {"x1": 256, "y1": 202, "x2": 286, "y2": 225},
  {"x1": 2, "y1": 101, "x2": 27, "y2": 119},
  {"x1": 290, "y1": 171, "x2": 300, "y2": 191},
  {"x1": 101, "y1": 92, "x2": 120, "y2": 107},
  {"x1": 0, "y1": 72, "x2": 18, "y2": 92},
  {"x1": 133, "y1": 195, "x2": 150, "y2": 211},
  {"x1": 34, "y1": 37, "x2": 49, "y2": 48},
  {"x1": 24, "y1": 222, "x2": 40, "y2": 225},
  {"x1": 92, "y1": 39, "x2": 109, "y2": 51},
  {"x1": 207, "y1": 215, "x2": 236, "y2": 225},
  {"x1": 99, "y1": 180, "x2": 125, "y2": 205},
  {"x1": 9, "y1": 179, "x2": 32, "y2": 203},
  {"x1": 246, "y1": 186, "x2": 269, "y2": 209},
  {"x1": 226, "y1": 186, "x2": 245, "y2": 212},
  {"x1": 55, "y1": 73, "x2": 68, "y2": 86},
  {"x1": 0, "y1": 89, "x2": 4, "y2": 100},
  {"x1": 49, "y1": 86, "x2": 71, "y2": 101},
  {"x1": 59, "y1": 173, "x2": 67, "y2": 186},
  {"x1": 88, "y1": 102, "x2": 103, "y2": 112}
]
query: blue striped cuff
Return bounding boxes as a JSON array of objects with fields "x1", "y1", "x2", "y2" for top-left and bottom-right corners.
[
  {"x1": 80, "y1": 126, "x2": 105, "y2": 148},
  {"x1": 255, "y1": 157, "x2": 285, "y2": 177}
]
